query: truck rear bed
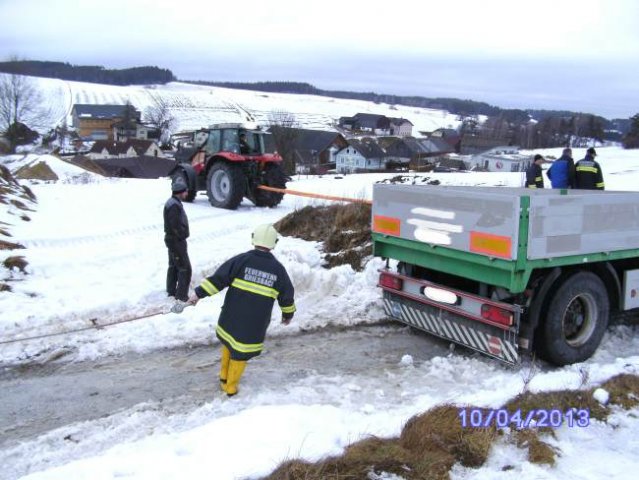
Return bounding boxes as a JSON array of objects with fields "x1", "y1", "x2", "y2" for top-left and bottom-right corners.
[{"x1": 373, "y1": 184, "x2": 639, "y2": 293}]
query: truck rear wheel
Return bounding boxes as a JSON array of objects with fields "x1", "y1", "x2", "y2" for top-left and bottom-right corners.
[
  {"x1": 253, "y1": 163, "x2": 287, "y2": 207},
  {"x1": 206, "y1": 162, "x2": 245, "y2": 209},
  {"x1": 536, "y1": 271, "x2": 609, "y2": 366}
]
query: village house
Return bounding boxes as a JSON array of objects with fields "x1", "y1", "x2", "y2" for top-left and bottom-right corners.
[
  {"x1": 72, "y1": 104, "x2": 140, "y2": 140},
  {"x1": 388, "y1": 117, "x2": 413, "y2": 137},
  {"x1": 273, "y1": 127, "x2": 348, "y2": 174},
  {"x1": 430, "y1": 128, "x2": 462, "y2": 152},
  {"x1": 335, "y1": 138, "x2": 387, "y2": 173},
  {"x1": 112, "y1": 119, "x2": 160, "y2": 142},
  {"x1": 86, "y1": 139, "x2": 164, "y2": 160},
  {"x1": 338, "y1": 113, "x2": 413, "y2": 137},
  {"x1": 384, "y1": 137, "x2": 454, "y2": 169}
]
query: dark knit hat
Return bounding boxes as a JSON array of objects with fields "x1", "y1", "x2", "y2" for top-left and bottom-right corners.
[
  {"x1": 534, "y1": 154, "x2": 544, "y2": 162},
  {"x1": 171, "y1": 176, "x2": 188, "y2": 193},
  {"x1": 587, "y1": 147, "x2": 597, "y2": 156}
]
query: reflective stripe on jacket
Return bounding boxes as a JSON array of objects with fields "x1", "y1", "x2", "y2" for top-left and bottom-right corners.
[
  {"x1": 575, "y1": 155, "x2": 605, "y2": 190},
  {"x1": 525, "y1": 163, "x2": 544, "y2": 189}
]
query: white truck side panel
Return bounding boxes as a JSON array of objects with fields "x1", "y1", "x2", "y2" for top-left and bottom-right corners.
[
  {"x1": 372, "y1": 184, "x2": 521, "y2": 259},
  {"x1": 528, "y1": 190, "x2": 639, "y2": 259},
  {"x1": 374, "y1": 184, "x2": 639, "y2": 262}
]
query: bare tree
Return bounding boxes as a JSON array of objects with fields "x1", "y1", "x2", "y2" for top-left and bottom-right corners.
[
  {"x1": 144, "y1": 92, "x2": 177, "y2": 146},
  {"x1": 268, "y1": 110, "x2": 300, "y2": 175},
  {"x1": 0, "y1": 72, "x2": 49, "y2": 151}
]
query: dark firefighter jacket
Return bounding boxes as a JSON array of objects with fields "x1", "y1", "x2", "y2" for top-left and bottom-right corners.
[
  {"x1": 525, "y1": 163, "x2": 544, "y2": 189},
  {"x1": 195, "y1": 248, "x2": 296, "y2": 361},
  {"x1": 575, "y1": 154, "x2": 605, "y2": 190},
  {"x1": 163, "y1": 196, "x2": 190, "y2": 242}
]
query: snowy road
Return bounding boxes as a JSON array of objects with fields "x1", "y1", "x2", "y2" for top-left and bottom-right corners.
[{"x1": 0, "y1": 323, "x2": 453, "y2": 478}]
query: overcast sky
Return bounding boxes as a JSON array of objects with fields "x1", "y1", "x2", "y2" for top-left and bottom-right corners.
[{"x1": 1, "y1": 0, "x2": 638, "y2": 119}]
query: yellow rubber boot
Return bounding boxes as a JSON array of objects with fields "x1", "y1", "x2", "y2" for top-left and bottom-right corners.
[
  {"x1": 219, "y1": 345, "x2": 231, "y2": 393},
  {"x1": 226, "y1": 359, "x2": 247, "y2": 397}
]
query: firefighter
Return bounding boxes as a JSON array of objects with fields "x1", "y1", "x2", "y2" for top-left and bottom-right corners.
[
  {"x1": 189, "y1": 224, "x2": 296, "y2": 396},
  {"x1": 164, "y1": 176, "x2": 192, "y2": 305},
  {"x1": 575, "y1": 147, "x2": 605, "y2": 190},
  {"x1": 525, "y1": 154, "x2": 546, "y2": 188}
]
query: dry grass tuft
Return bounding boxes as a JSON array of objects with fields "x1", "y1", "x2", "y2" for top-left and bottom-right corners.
[
  {"x1": 601, "y1": 373, "x2": 639, "y2": 409},
  {"x1": 0, "y1": 282, "x2": 11, "y2": 292},
  {"x1": 504, "y1": 389, "x2": 609, "y2": 423},
  {"x1": 14, "y1": 161, "x2": 59, "y2": 181},
  {"x1": 401, "y1": 405, "x2": 497, "y2": 470},
  {"x1": 275, "y1": 203, "x2": 371, "y2": 271},
  {"x1": 0, "y1": 239, "x2": 25, "y2": 250},
  {"x1": 3, "y1": 255, "x2": 28, "y2": 273},
  {"x1": 264, "y1": 437, "x2": 416, "y2": 480},
  {"x1": 514, "y1": 430, "x2": 558, "y2": 465}
]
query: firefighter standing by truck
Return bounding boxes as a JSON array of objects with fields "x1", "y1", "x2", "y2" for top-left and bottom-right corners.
[
  {"x1": 575, "y1": 147, "x2": 605, "y2": 190},
  {"x1": 189, "y1": 224, "x2": 296, "y2": 397},
  {"x1": 525, "y1": 154, "x2": 546, "y2": 188}
]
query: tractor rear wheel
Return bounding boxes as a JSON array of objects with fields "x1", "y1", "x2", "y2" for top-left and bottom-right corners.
[
  {"x1": 206, "y1": 162, "x2": 245, "y2": 209},
  {"x1": 172, "y1": 170, "x2": 195, "y2": 202},
  {"x1": 253, "y1": 163, "x2": 287, "y2": 207}
]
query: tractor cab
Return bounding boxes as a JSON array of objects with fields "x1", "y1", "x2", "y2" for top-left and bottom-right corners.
[{"x1": 193, "y1": 124, "x2": 268, "y2": 156}]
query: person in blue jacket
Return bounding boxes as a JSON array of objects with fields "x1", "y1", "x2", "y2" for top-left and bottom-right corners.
[{"x1": 547, "y1": 148, "x2": 576, "y2": 189}]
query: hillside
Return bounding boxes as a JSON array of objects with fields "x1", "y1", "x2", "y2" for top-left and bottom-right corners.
[{"x1": 1, "y1": 73, "x2": 462, "y2": 134}]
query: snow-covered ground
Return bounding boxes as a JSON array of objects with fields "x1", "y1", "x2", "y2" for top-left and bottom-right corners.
[
  {"x1": 4, "y1": 73, "x2": 462, "y2": 134},
  {"x1": 2, "y1": 146, "x2": 639, "y2": 479}
]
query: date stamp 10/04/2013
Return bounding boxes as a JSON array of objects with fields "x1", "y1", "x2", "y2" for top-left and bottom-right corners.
[{"x1": 458, "y1": 408, "x2": 591, "y2": 429}]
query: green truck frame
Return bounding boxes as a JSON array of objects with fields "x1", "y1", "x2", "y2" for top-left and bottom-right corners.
[{"x1": 372, "y1": 184, "x2": 639, "y2": 365}]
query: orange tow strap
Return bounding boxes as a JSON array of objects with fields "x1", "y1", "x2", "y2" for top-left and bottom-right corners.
[{"x1": 257, "y1": 185, "x2": 372, "y2": 205}]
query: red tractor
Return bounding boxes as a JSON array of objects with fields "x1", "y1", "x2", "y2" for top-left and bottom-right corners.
[{"x1": 170, "y1": 123, "x2": 288, "y2": 210}]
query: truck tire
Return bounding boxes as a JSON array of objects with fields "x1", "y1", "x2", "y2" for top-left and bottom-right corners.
[
  {"x1": 172, "y1": 170, "x2": 196, "y2": 203},
  {"x1": 253, "y1": 163, "x2": 287, "y2": 207},
  {"x1": 206, "y1": 162, "x2": 245, "y2": 209},
  {"x1": 536, "y1": 271, "x2": 609, "y2": 366}
]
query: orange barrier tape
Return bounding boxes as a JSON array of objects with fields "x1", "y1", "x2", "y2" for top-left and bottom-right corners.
[{"x1": 258, "y1": 185, "x2": 372, "y2": 205}]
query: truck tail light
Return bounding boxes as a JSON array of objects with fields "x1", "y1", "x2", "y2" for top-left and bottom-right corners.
[
  {"x1": 379, "y1": 273, "x2": 403, "y2": 291},
  {"x1": 480, "y1": 304, "x2": 513, "y2": 326}
]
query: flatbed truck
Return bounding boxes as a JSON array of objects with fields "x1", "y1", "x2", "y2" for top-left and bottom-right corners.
[{"x1": 372, "y1": 184, "x2": 639, "y2": 365}]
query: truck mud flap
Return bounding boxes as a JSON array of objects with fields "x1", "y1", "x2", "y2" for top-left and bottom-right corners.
[{"x1": 383, "y1": 290, "x2": 519, "y2": 365}]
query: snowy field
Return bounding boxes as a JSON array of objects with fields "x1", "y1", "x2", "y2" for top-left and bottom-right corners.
[
  {"x1": 2, "y1": 143, "x2": 639, "y2": 479},
  {"x1": 6, "y1": 73, "x2": 462, "y2": 134}
]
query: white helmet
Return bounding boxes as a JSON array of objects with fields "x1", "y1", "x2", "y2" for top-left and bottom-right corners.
[{"x1": 252, "y1": 224, "x2": 278, "y2": 249}]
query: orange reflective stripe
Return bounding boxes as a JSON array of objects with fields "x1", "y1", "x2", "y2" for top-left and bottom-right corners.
[
  {"x1": 373, "y1": 215, "x2": 401, "y2": 236},
  {"x1": 470, "y1": 231, "x2": 512, "y2": 259}
]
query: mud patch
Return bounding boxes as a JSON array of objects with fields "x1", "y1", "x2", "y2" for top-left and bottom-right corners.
[{"x1": 275, "y1": 202, "x2": 371, "y2": 271}]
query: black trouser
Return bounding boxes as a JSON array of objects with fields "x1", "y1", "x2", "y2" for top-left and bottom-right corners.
[{"x1": 165, "y1": 238, "x2": 192, "y2": 301}]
